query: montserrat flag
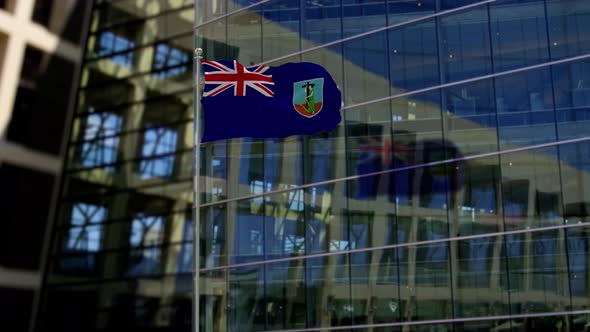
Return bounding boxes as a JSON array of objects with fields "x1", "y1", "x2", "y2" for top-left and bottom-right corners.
[{"x1": 200, "y1": 60, "x2": 342, "y2": 143}]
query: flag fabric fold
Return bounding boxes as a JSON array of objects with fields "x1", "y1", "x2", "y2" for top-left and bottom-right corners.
[{"x1": 200, "y1": 60, "x2": 342, "y2": 143}]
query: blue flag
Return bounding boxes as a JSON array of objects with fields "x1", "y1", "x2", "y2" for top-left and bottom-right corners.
[{"x1": 200, "y1": 60, "x2": 342, "y2": 142}]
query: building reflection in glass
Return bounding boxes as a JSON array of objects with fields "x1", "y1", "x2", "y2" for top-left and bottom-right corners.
[{"x1": 37, "y1": 1, "x2": 590, "y2": 332}]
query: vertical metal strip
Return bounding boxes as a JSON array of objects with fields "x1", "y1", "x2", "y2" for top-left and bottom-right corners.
[{"x1": 193, "y1": 45, "x2": 203, "y2": 332}]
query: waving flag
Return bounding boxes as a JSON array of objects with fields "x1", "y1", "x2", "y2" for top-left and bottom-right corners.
[{"x1": 200, "y1": 61, "x2": 342, "y2": 142}]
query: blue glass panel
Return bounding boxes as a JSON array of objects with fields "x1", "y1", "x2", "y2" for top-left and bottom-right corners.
[
  {"x1": 231, "y1": 213, "x2": 264, "y2": 264},
  {"x1": 264, "y1": 138, "x2": 281, "y2": 190},
  {"x1": 344, "y1": 31, "x2": 389, "y2": 104},
  {"x1": 440, "y1": 0, "x2": 488, "y2": 10},
  {"x1": 228, "y1": 0, "x2": 265, "y2": 12},
  {"x1": 346, "y1": 102, "x2": 391, "y2": 200},
  {"x1": 547, "y1": 0, "x2": 590, "y2": 60},
  {"x1": 567, "y1": 228, "x2": 590, "y2": 310},
  {"x1": 389, "y1": 19, "x2": 439, "y2": 92},
  {"x1": 302, "y1": 0, "x2": 342, "y2": 45},
  {"x1": 439, "y1": 6, "x2": 492, "y2": 82},
  {"x1": 343, "y1": 0, "x2": 386, "y2": 37},
  {"x1": 552, "y1": 59, "x2": 590, "y2": 139},
  {"x1": 495, "y1": 68, "x2": 556, "y2": 149},
  {"x1": 387, "y1": 0, "x2": 435, "y2": 25},
  {"x1": 443, "y1": 78, "x2": 498, "y2": 156},
  {"x1": 490, "y1": 0, "x2": 549, "y2": 72}
]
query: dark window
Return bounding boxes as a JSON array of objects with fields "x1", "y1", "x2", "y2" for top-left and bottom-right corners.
[
  {"x1": 7, "y1": 46, "x2": 44, "y2": 140},
  {"x1": 0, "y1": 164, "x2": 54, "y2": 270},
  {"x1": 6, "y1": 47, "x2": 74, "y2": 155},
  {"x1": 59, "y1": 0, "x2": 88, "y2": 44},
  {"x1": 32, "y1": 0, "x2": 54, "y2": 27},
  {"x1": 0, "y1": 288, "x2": 34, "y2": 332}
]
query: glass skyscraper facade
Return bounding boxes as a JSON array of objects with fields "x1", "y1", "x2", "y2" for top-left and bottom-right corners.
[{"x1": 37, "y1": 0, "x2": 590, "y2": 331}]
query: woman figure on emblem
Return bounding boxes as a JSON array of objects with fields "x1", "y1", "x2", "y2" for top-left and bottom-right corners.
[{"x1": 302, "y1": 82, "x2": 315, "y2": 114}]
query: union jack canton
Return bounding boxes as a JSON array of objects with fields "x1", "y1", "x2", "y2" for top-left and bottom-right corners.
[{"x1": 202, "y1": 60, "x2": 275, "y2": 97}]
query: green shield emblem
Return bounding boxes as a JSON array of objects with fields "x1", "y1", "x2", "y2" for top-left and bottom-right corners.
[{"x1": 293, "y1": 78, "x2": 324, "y2": 118}]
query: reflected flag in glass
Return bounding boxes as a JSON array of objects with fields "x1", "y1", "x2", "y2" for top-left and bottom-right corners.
[{"x1": 200, "y1": 60, "x2": 342, "y2": 142}]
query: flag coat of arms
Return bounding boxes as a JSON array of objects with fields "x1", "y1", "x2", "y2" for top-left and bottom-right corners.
[{"x1": 200, "y1": 61, "x2": 342, "y2": 142}]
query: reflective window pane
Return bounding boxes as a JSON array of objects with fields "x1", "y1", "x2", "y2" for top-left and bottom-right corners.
[
  {"x1": 344, "y1": 31, "x2": 389, "y2": 105},
  {"x1": 302, "y1": 0, "x2": 342, "y2": 46},
  {"x1": 389, "y1": 20, "x2": 440, "y2": 93},
  {"x1": 495, "y1": 68, "x2": 556, "y2": 149},
  {"x1": 262, "y1": 0, "x2": 301, "y2": 61},
  {"x1": 501, "y1": 147, "x2": 563, "y2": 231},
  {"x1": 439, "y1": 6, "x2": 492, "y2": 82},
  {"x1": 343, "y1": 0, "x2": 386, "y2": 37},
  {"x1": 553, "y1": 59, "x2": 590, "y2": 140},
  {"x1": 547, "y1": 0, "x2": 590, "y2": 60},
  {"x1": 490, "y1": 0, "x2": 550, "y2": 72},
  {"x1": 387, "y1": 0, "x2": 435, "y2": 25},
  {"x1": 443, "y1": 78, "x2": 498, "y2": 156},
  {"x1": 227, "y1": 8, "x2": 262, "y2": 65}
]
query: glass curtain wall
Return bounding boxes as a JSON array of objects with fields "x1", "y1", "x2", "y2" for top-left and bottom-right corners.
[
  {"x1": 195, "y1": 0, "x2": 590, "y2": 331},
  {"x1": 37, "y1": 0, "x2": 590, "y2": 332}
]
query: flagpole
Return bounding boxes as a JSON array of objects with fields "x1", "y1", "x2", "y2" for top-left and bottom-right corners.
[{"x1": 193, "y1": 47, "x2": 203, "y2": 332}]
